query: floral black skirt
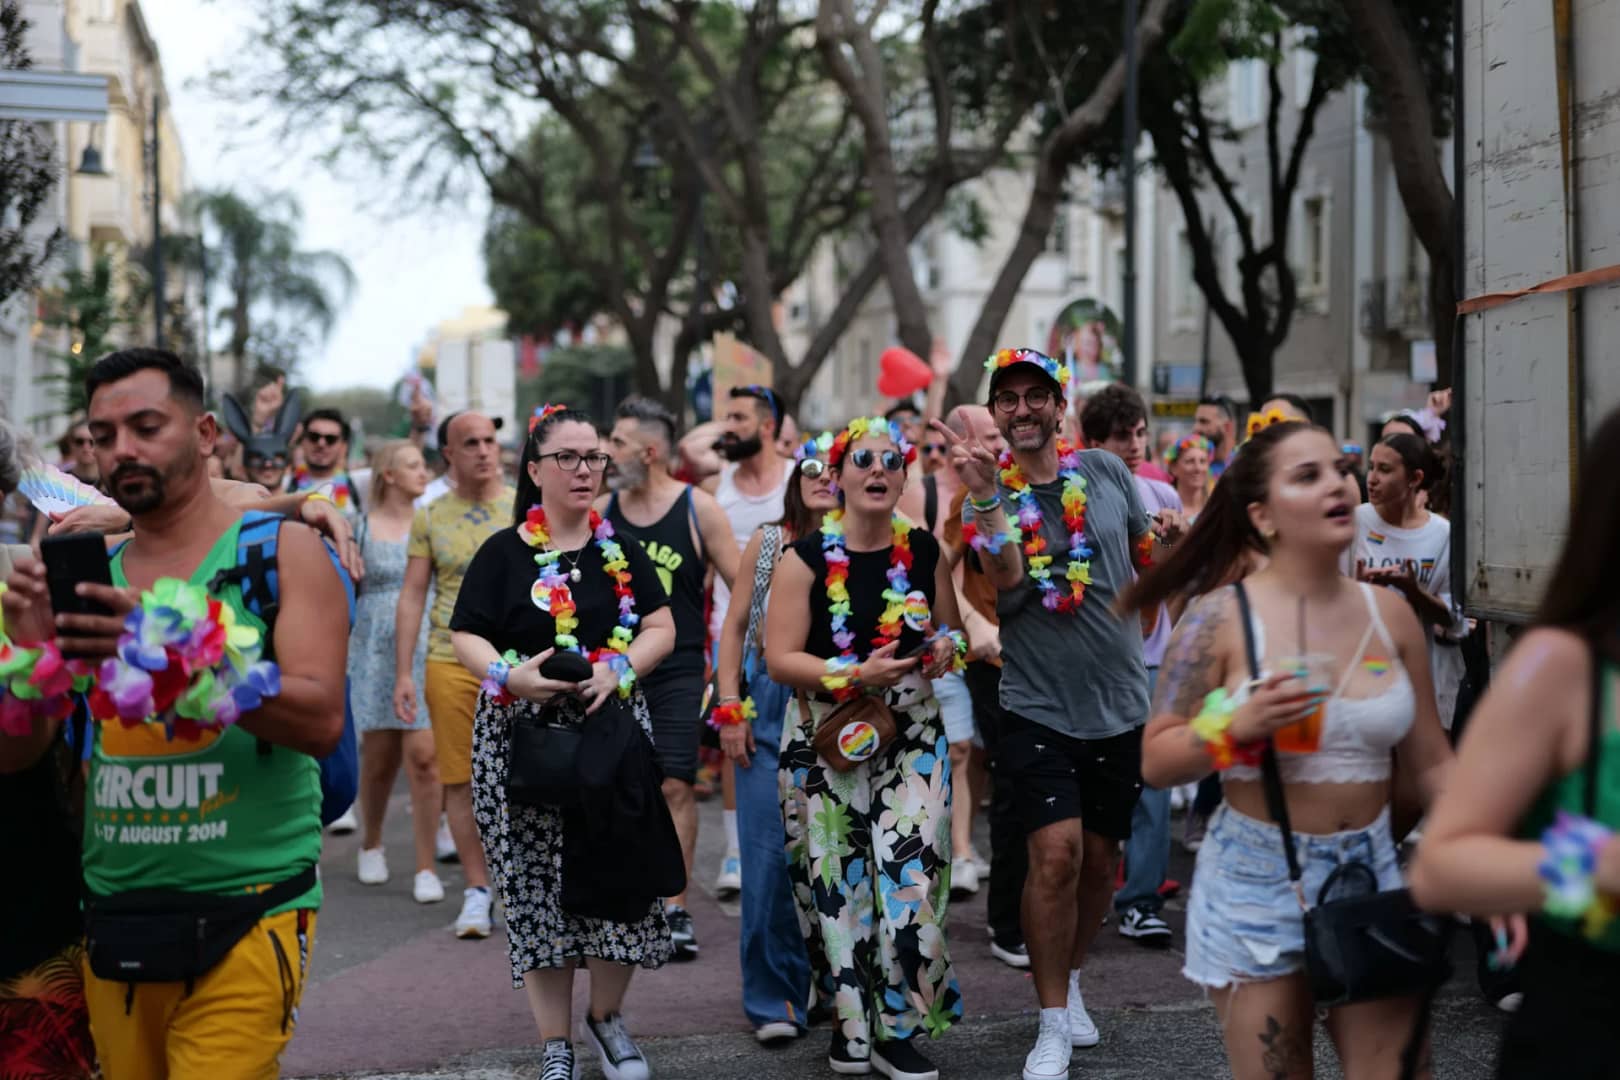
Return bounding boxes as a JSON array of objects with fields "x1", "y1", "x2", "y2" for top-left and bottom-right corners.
[{"x1": 471, "y1": 688, "x2": 673, "y2": 988}]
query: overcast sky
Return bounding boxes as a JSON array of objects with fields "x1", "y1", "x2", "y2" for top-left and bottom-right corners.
[{"x1": 142, "y1": 2, "x2": 493, "y2": 392}]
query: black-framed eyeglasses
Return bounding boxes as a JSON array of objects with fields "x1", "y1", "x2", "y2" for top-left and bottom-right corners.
[
  {"x1": 538, "y1": 450, "x2": 612, "y2": 473},
  {"x1": 846, "y1": 447, "x2": 905, "y2": 472},
  {"x1": 798, "y1": 458, "x2": 827, "y2": 478},
  {"x1": 304, "y1": 431, "x2": 343, "y2": 447},
  {"x1": 992, "y1": 386, "x2": 1055, "y2": 413}
]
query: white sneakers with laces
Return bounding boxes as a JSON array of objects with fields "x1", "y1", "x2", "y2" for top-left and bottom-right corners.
[
  {"x1": 435, "y1": 816, "x2": 459, "y2": 863},
  {"x1": 1022, "y1": 1007, "x2": 1071, "y2": 1080},
  {"x1": 357, "y1": 847, "x2": 388, "y2": 885},
  {"x1": 1066, "y1": 972, "x2": 1099, "y2": 1048},
  {"x1": 949, "y1": 855, "x2": 981, "y2": 897},
  {"x1": 413, "y1": 869, "x2": 445, "y2": 904},
  {"x1": 454, "y1": 886, "x2": 493, "y2": 938}
]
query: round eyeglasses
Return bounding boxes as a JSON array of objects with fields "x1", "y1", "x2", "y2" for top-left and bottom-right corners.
[{"x1": 992, "y1": 386, "x2": 1055, "y2": 413}]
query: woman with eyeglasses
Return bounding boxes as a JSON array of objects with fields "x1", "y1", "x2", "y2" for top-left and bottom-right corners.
[
  {"x1": 449, "y1": 405, "x2": 677, "y2": 1080},
  {"x1": 714, "y1": 435, "x2": 841, "y2": 1044},
  {"x1": 765, "y1": 417, "x2": 966, "y2": 1080}
]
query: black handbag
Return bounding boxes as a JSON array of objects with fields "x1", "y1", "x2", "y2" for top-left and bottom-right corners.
[
  {"x1": 506, "y1": 651, "x2": 596, "y2": 809},
  {"x1": 1233, "y1": 582, "x2": 1451, "y2": 1007},
  {"x1": 84, "y1": 866, "x2": 316, "y2": 986}
]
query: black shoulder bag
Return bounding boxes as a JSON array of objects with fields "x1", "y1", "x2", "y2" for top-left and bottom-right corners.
[
  {"x1": 1234, "y1": 582, "x2": 1452, "y2": 1009},
  {"x1": 506, "y1": 650, "x2": 595, "y2": 810}
]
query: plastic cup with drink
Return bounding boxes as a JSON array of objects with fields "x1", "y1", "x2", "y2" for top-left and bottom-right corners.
[{"x1": 1271, "y1": 652, "x2": 1332, "y2": 753}]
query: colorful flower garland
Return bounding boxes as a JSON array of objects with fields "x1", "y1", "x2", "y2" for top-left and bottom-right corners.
[
  {"x1": 707, "y1": 697, "x2": 756, "y2": 730},
  {"x1": 827, "y1": 416, "x2": 915, "y2": 469},
  {"x1": 86, "y1": 578, "x2": 281, "y2": 740},
  {"x1": 796, "y1": 431, "x2": 834, "y2": 461},
  {"x1": 1163, "y1": 434, "x2": 1213, "y2": 466},
  {"x1": 983, "y1": 348, "x2": 1072, "y2": 399},
  {"x1": 818, "y1": 508, "x2": 917, "y2": 700},
  {"x1": 518, "y1": 505, "x2": 641, "y2": 699},
  {"x1": 1539, "y1": 811, "x2": 1620, "y2": 939},
  {"x1": 529, "y1": 402, "x2": 569, "y2": 433},
  {"x1": 997, "y1": 441, "x2": 1092, "y2": 613},
  {"x1": 482, "y1": 649, "x2": 522, "y2": 706},
  {"x1": 0, "y1": 583, "x2": 96, "y2": 737}
]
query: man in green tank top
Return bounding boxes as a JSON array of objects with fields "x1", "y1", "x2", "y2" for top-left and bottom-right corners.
[{"x1": 53, "y1": 349, "x2": 349, "y2": 1077}]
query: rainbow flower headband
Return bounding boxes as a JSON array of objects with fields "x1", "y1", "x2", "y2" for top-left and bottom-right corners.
[
  {"x1": 529, "y1": 402, "x2": 569, "y2": 432},
  {"x1": 827, "y1": 416, "x2": 915, "y2": 468},
  {"x1": 796, "y1": 432, "x2": 834, "y2": 461},
  {"x1": 1164, "y1": 434, "x2": 1213, "y2": 465},
  {"x1": 984, "y1": 348, "x2": 1071, "y2": 398}
]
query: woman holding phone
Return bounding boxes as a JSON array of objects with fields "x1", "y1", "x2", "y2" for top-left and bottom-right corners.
[
  {"x1": 1122, "y1": 420, "x2": 1452, "y2": 1080},
  {"x1": 765, "y1": 416, "x2": 965, "y2": 1080},
  {"x1": 449, "y1": 405, "x2": 676, "y2": 1080}
]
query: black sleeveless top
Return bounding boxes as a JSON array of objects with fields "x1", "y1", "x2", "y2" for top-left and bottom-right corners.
[
  {"x1": 790, "y1": 527, "x2": 941, "y2": 662},
  {"x1": 607, "y1": 487, "x2": 707, "y2": 675}
]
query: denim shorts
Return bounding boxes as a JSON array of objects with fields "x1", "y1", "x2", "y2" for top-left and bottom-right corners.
[
  {"x1": 1183, "y1": 803, "x2": 1404, "y2": 989},
  {"x1": 932, "y1": 671, "x2": 977, "y2": 745}
]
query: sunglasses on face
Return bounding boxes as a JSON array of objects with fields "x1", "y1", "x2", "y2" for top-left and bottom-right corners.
[
  {"x1": 73, "y1": 436, "x2": 95, "y2": 448},
  {"x1": 304, "y1": 431, "x2": 343, "y2": 447},
  {"x1": 248, "y1": 454, "x2": 289, "y2": 470},
  {"x1": 538, "y1": 450, "x2": 612, "y2": 472},
  {"x1": 845, "y1": 448, "x2": 905, "y2": 472},
  {"x1": 798, "y1": 458, "x2": 828, "y2": 478},
  {"x1": 922, "y1": 442, "x2": 946, "y2": 456},
  {"x1": 992, "y1": 386, "x2": 1055, "y2": 413}
]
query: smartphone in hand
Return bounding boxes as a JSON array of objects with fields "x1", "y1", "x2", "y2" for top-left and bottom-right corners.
[{"x1": 40, "y1": 533, "x2": 113, "y2": 658}]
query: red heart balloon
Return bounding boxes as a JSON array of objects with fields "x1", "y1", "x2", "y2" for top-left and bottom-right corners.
[{"x1": 876, "y1": 346, "x2": 932, "y2": 398}]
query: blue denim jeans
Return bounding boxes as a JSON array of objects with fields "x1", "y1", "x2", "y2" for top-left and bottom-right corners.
[
  {"x1": 735, "y1": 653, "x2": 812, "y2": 1029},
  {"x1": 1114, "y1": 666, "x2": 1169, "y2": 914}
]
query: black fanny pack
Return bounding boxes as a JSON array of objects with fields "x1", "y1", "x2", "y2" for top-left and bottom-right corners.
[{"x1": 84, "y1": 866, "x2": 317, "y2": 985}]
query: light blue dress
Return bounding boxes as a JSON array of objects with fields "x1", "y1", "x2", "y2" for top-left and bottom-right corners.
[{"x1": 348, "y1": 518, "x2": 429, "y2": 731}]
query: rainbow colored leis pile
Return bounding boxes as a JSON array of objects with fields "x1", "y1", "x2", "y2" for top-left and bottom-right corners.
[
  {"x1": 0, "y1": 583, "x2": 96, "y2": 736},
  {"x1": 86, "y1": 578, "x2": 281, "y2": 740},
  {"x1": 827, "y1": 416, "x2": 915, "y2": 469},
  {"x1": 1164, "y1": 434, "x2": 1213, "y2": 465},
  {"x1": 518, "y1": 505, "x2": 641, "y2": 699},
  {"x1": 984, "y1": 348, "x2": 1072, "y2": 398},
  {"x1": 999, "y1": 441, "x2": 1091, "y2": 613},
  {"x1": 819, "y1": 509, "x2": 915, "y2": 699}
]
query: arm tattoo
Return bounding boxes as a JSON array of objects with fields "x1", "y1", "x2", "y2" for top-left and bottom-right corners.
[{"x1": 1151, "y1": 591, "x2": 1230, "y2": 720}]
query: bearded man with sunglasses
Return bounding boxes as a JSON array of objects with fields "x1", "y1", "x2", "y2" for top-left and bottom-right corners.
[
  {"x1": 939, "y1": 349, "x2": 1164, "y2": 1080},
  {"x1": 290, "y1": 408, "x2": 363, "y2": 521}
]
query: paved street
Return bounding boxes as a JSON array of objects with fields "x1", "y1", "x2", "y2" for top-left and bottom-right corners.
[{"x1": 287, "y1": 781, "x2": 1507, "y2": 1079}]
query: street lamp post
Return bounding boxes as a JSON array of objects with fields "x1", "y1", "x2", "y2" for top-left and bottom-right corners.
[
  {"x1": 150, "y1": 94, "x2": 163, "y2": 349},
  {"x1": 1120, "y1": 0, "x2": 1141, "y2": 390}
]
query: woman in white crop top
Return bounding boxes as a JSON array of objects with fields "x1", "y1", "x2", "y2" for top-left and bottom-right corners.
[{"x1": 1121, "y1": 420, "x2": 1453, "y2": 1080}]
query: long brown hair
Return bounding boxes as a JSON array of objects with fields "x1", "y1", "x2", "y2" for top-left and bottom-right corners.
[
  {"x1": 778, "y1": 463, "x2": 821, "y2": 540},
  {"x1": 1536, "y1": 407, "x2": 1620, "y2": 661},
  {"x1": 1120, "y1": 420, "x2": 1318, "y2": 613}
]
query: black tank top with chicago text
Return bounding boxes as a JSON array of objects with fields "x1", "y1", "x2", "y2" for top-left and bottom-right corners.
[{"x1": 607, "y1": 487, "x2": 707, "y2": 675}]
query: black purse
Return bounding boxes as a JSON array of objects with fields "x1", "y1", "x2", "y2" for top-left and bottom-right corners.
[
  {"x1": 1233, "y1": 582, "x2": 1452, "y2": 1007},
  {"x1": 505, "y1": 651, "x2": 595, "y2": 810}
]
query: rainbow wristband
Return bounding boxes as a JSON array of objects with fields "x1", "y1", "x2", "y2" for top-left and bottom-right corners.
[
  {"x1": 962, "y1": 521, "x2": 1016, "y2": 555},
  {"x1": 597, "y1": 651, "x2": 637, "y2": 698},
  {"x1": 822, "y1": 655, "x2": 861, "y2": 696},
  {"x1": 707, "y1": 697, "x2": 757, "y2": 730},
  {"x1": 1540, "y1": 811, "x2": 1620, "y2": 938},
  {"x1": 482, "y1": 653, "x2": 515, "y2": 705},
  {"x1": 1188, "y1": 689, "x2": 1263, "y2": 770}
]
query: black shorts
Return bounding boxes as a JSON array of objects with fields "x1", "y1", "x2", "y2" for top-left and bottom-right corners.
[
  {"x1": 641, "y1": 667, "x2": 706, "y2": 784},
  {"x1": 996, "y1": 713, "x2": 1144, "y2": 841}
]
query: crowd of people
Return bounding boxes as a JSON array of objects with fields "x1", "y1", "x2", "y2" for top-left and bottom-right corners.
[{"x1": 2, "y1": 343, "x2": 1619, "y2": 1080}]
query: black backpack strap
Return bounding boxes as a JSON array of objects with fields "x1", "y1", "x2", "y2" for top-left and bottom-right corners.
[
  {"x1": 1235, "y1": 582, "x2": 1305, "y2": 892},
  {"x1": 923, "y1": 474, "x2": 938, "y2": 532}
]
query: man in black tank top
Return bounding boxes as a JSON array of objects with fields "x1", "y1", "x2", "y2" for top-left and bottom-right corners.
[{"x1": 600, "y1": 397, "x2": 741, "y2": 959}]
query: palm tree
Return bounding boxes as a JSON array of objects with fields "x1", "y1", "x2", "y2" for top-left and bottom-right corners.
[
  {"x1": 186, "y1": 189, "x2": 356, "y2": 392},
  {"x1": 38, "y1": 253, "x2": 125, "y2": 418}
]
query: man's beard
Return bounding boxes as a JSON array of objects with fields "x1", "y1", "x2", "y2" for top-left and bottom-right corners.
[
  {"x1": 1003, "y1": 412, "x2": 1057, "y2": 453},
  {"x1": 719, "y1": 432, "x2": 763, "y2": 462},
  {"x1": 606, "y1": 456, "x2": 648, "y2": 492},
  {"x1": 108, "y1": 463, "x2": 168, "y2": 515}
]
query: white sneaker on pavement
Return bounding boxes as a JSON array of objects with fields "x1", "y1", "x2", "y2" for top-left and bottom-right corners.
[
  {"x1": 714, "y1": 852, "x2": 742, "y2": 899},
  {"x1": 754, "y1": 1021, "x2": 801, "y2": 1045},
  {"x1": 328, "y1": 806, "x2": 359, "y2": 835},
  {"x1": 1022, "y1": 1008, "x2": 1071, "y2": 1080},
  {"x1": 949, "y1": 856, "x2": 980, "y2": 898},
  {"x1": 1066, "y1": 972, "x2": 1099, "y2": 1048},
  {"x1": 413, "y1": 870, "x2": 445, "y2": 904},
  {"x1": 454, "y1": 886, "x2": 493, "y2": 938},
  {"x1": 357, "y1": 847, "x2": 388, "y2": 885},
  {"x1": 435, "y1": 816, "x2": 459, "y2": 863},
  {"x1": 969, "y1": 849, "x2": 991, "y2": 879}
]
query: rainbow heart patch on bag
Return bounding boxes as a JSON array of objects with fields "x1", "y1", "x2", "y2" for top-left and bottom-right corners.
[{"x1": 837, "y1": 721, "x2": 881, "y2": 762}]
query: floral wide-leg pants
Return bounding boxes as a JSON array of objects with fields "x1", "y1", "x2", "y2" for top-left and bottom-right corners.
[{"x1": 779, "y1": 675, "x2": 962, "y2": 1058}]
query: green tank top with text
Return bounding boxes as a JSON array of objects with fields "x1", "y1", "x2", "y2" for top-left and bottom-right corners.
[{"x1": 84, "y1": 519, "x2": 323, "y2": 913}]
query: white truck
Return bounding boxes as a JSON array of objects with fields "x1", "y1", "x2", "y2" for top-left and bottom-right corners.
[{"x1": 1457, "y1": 0, "x2": 1620, "y2": 623}]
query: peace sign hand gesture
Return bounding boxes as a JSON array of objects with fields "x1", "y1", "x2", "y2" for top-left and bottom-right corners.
[{"x1": 930, "y1": 418, "x2": 999, "y2": 501}]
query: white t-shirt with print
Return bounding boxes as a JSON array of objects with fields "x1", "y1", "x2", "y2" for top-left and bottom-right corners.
[{"x1": 1352, "y1": 503, "x2": 1467, "y2": 727}]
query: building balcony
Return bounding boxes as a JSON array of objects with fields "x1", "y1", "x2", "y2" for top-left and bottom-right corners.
[
  {"x1": 78, "y1": 19, "x2": 137, "y2": 108},
  {"x1": 77, "y1": 171, "x2": 136, "y2": 247}
]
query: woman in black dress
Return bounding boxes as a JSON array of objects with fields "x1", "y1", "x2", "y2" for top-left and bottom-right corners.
[
  {"x1": 765, "y1": 416, "x2": 966, "y2": 1080},
  {"x1": 451, "y1": 405, "x2": 675, "y2": 1080}
]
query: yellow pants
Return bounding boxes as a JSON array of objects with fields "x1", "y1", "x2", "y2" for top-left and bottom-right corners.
[
  {"x1": 83, "y1": 908, "x2": 317, "y2": 1080},
  {"x1": 425, "y1": 658, "x2": 481, "y2": 785}
]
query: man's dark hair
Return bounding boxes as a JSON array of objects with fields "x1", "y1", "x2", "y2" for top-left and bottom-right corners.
[
  {"x1": 1079, "y1": 384, "x2": 1148, "y2": 444},
  {"x1": 884, "y1": 401, "x2": 921, "y2": 423},
  {"x1": 615, "y1": 395, "x2": 677, "y2": 447},
  {"x1": 728, "y1": 384, "x2": 783, "y2": 428},
  {"x1": 1198, "y1": 394, "x2": 1238, "y2": 425},
  {"x1": 1267, "y1": 392, "x2": 1314, "y2": 422},
  {"x1": 304, "y1": 407, "x2": 351, "y2": 443},
  {"x1": 85, "y1": 348, "x2": 206, "y2": 410}
]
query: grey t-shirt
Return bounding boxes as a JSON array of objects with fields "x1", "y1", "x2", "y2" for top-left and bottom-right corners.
[{"x1": 965, "y1": 448, "x2": 1152, "y2": 740}]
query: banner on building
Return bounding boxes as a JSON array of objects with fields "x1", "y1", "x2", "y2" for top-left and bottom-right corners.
[{"x1": 1047, "y1": 299, "x2": 1122, "y2": 386}]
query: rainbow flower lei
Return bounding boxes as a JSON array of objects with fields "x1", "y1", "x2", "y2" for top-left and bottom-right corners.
[
  {"x1": 998, "y1": 441, "x2": 1092, "y2": 613},
  {"x1": 86, "y1": 578, "x2": 281, "y2": 740},
  {"x1": 827, "y1": 416, "x2": 916, "y2": 469},
  {"x1": 984, "y1": 347, "x2": 1072, "y2": 399},
  {"x1": 819, "y1": 509, "x2": 918, "y2": 700},
  {"x1": 0, "y1": 583, "x2": 97, "y2": 736},
  {"x1": 707, "y1": 697, "x2": 757, "y2": 730},
  {"x1": 1539, "y1": 811, "x2": 1620, "y2": 939},
  {"x1": 518, "y1": 506, "x2": 641, "y2": 699}
]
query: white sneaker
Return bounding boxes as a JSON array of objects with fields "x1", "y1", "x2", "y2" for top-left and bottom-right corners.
[
  {"x1": 357, "y1": 847, "x2": 388, "y2": 885},
  {"x1": 413, "y1": 870, "x2": 445, "y2": 904},
  {"x1": 1022, "y1": 1008, "x2": 1071, "y2": 1080},
  {"x1": 754, "y1": 1021, "x2": 801, "y2": 1044},
  {"x1": 454, "y1": 887, "x2": 493, "y2": 938},
  {"x1": 328, "y1": 806, "x2": 359, "y2": 835},
  {"x1": 949, "y1": 856, "x2": 981, "y2": 897},
  {"x1": 435, "y1": 816, "x2": 458, "y2": 863},
  {"x1": 714, "y1": 852, "x2": 742, "y2": 898},
  {"x1": 969, "y1": 850, "x2": 991, "y2": 878},
  {"x1": 1066, "y1": 974, "x2": 1099, "y2": 1048}
]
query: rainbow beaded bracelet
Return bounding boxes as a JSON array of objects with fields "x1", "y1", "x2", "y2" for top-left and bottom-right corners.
[{"x1": 707, "y1": 697, "x2": 757, "y2": 730}]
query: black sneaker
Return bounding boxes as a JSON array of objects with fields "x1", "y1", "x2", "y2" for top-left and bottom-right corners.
[
  {"x1": 539, "y1": 1038, "x2": 578, "y2": 1080},
  {"x1": 1117, "y1": 906, "x2": 1173, "y2": 946},
  {"x1": 829, "y1": 1030, "x2": 872, "y2": 1076},
  {"x1": 666, "y1": 904, "x2": 698, "y2": 960},
  {"x1": 583, "y1": 1013, "x2": 649, "y2": 1080},
  {"x1": 873, "y1": 1036, "x2": 939, "y2": 1080},
  {"x1": 990, "y1": 932, "x2": 1030, "y2": 969}
]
